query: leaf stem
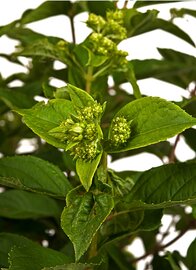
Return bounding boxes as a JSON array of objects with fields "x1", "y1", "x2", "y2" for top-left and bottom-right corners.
[{"x1": 85, "y1": 66, "x2": 94, "y2": 94}]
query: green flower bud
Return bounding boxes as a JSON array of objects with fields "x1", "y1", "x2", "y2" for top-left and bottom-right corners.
[
  {"x1": 106, "y1": 10, "x2": 124, "y2": 24},
  {"x1": 71, "y1": 140, "x2": 99, "y2": 160},
  {"x1": 87, "y1": 13, "x2": 106, "y2": 32},
  {"x1": 110, "y1": 116, "x2": 131, "y2": 147}
]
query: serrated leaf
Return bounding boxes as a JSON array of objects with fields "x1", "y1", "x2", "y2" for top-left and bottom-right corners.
[
  {"x1": 0, "y1": 233, "x2": 33, "y2": 268},
  {"x1": 8, "y1": 241, "x2": 70, "y2": 270},
  {"x1": 0, "y1": 233, "x2": 70, "y2": 269},
  {"x1": 15, "y1": 99, "x2": 76, "y2": 151},
  {"x1": 61, "y1": 186, "x2": 114, "y2": 261},
  {"x1": 67, "y1": 84, "x2": 94, "y2": 108},
  {"x1": 0, "y1": 190, "x2": 61, "y2": 219},
  {"x1": 123, "y1": 163, "x2": 196, "y2": 210},
  {"x1": 108, "y1": 97, "x2": 196, "y2": 153},
  {"x1": 76, "y1": 152, "x2": 102, "y2": 191},
  {"x1": 0, "y1": 156, "x2": 71, "y2": 198},
  {"x1": 42, "y1": 263, "x2": 95, "y2": 270}
]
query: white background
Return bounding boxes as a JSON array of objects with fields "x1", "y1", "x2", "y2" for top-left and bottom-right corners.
[{"x1": 0, "y1": 1, "x2": 196, "y2": 269}]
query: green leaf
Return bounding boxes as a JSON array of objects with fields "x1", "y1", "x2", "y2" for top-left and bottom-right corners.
[
  {"x1": 0, "y1": 155, "x2": 71, "y2": 198},
  {"x1": 67, "y1": 84, "x2": 94, "y2": 108},
  {"x1": 0, "y1": 87, "x2": 35, "y2": 109},
  {"x1": 19, "y1": 39, "x2": 71, "y2": 65},
  {"x1": 61, "y1": 186, "x2": 114, "y2": 261},
  {"x1": 0, "y1": 190, "x2": 61, "y2": 219},
  {"x1": 21, "y1": 1, "x2": 73, "y2": 24},
  {"x1": 15, "y1": 99, "x2": 76, "y2": 150},
  {"x1": 123, "y1": 163, "x2": 196, "y2": 210},
  {"x1": 185, "y1": 238, "x2": 196, "y2": 270},
  {"x1": 0, "y1": 233, "x2": 70, "y2": 269},
  {"x1": 183, "y1": 128, "x2": 196, "y2": 152},
  {"x1": 0, "y1": 233, "x2": 33, "y2": 268},
  {"x1": 8, "y1": 240, "x2": 70, "y2": 270},
  {"x1": 171, "y1": 8, "x2": 196, "y2": 19},
  {"x1": 76, "y1": 152, "x2": 102, "y2": 191},
  {"x1": 107, "y1": 97, "x2": 196, "y2": 153},
  {"x1": 42, "y1": 263, "x2": 95, "y2": 270},
  {"x1": 124, "y1": 9, "x2": 195, "y2": 46},
  {"x1": 87, "y1": 1, "x2": 115, "y2": 16}
]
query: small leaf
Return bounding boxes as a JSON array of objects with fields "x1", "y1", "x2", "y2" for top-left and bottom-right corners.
[
  {"x1": 76, "y1": 152, "x2": 102, "y2": 191},
  {"x1": 15, "y1": 99, "x2": 76, "y2": 150},
  {"x1": 108, "y1": 97, "x2": 196, "y2": 153},
  {"x1": 0, "y1": 156, "x2": 71, "y2": 198},
  {"x1": 123, "y1": 163, "x2": 196, "y2": 210},
  {"x1": 61, "y1": 186, "x2": 114, "y2": 261},
  {"x1": 0, "y1": 190, "x2": 61, "y2": 219}
]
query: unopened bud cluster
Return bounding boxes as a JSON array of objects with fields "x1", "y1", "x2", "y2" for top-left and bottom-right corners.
[
  {"x1": 110, "y1": 116, "x2": 131, "y2": 147},
  {"x1": 49, "y1": 103, "x2": 103, "y2": 160},
  {"x1": 87, "y1": 10, "x2": 128, "y2": 61}
]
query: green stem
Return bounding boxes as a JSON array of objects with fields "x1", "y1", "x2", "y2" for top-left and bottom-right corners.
[
  {"x1": 85, "y1": 66, "x2": 94, "y2": 94},
  {"x1": 70, "y1": 16, "x2": 76, "y2": 44}
]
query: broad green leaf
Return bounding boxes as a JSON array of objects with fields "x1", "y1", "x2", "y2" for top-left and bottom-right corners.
[
  {"x1": 124, "y1": 9, "x2": 195, "y2": 46},
  {"x1": 42, "y1": 263, "x2": 95, "y2": 270},
  {"x1": 107, "y1": 97, "x2": 196, "y2": 153},
  {"x1": 8, "y1": 240, "x2": 70, "y2": 270},
  {"x1": 76, "y1": 152, "x2": 102, "y2": 191},
  {"x1": 0, "y1": 190, "x2": 61, "y2": 219},
  {"x1": 21, "y1": 1, "x2": 73, "y2": 24},
  {"x1": 0, "y1": 87, "x2": 35, "y2": 109},
  {"x1": 0, "y1": 233, "x2": 34, "y2": 268},
  {"x1": 15, "y1": 99, "x2": 76, "y2": 150},
  {"x1": 67, "y1": 84, "x2": 94, "y2": 108},
  {"x1": 123, "y1": 163, "x2": 196, "y2": 210},
  {"x1": 185, "y1": 238, "x2": 196, "y2": 270},
  {"x1": 0, "y1": 155, "x2": 71, "y2": 198},
  {"x1": 61, "y1": 186, "x2": 114, "y2": 261}
]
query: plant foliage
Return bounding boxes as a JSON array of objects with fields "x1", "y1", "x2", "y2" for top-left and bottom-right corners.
[{"x1": 0, "y1": 1, "x2": 196, "y2": 269}]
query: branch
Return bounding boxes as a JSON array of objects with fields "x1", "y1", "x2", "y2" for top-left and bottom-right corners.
[{"x1": 169, "y1": 134, "x2": 180, "y2": 163}]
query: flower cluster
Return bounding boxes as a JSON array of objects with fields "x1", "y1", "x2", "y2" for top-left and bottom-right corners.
[
  {"x1": 110, "y1": 116, "x2": 131, "y2": 147},
  {"x1": 49, "y1": 103, "x2": 103, "y2": 160},
  {"x1": 87, "y1": 10, "x2": 128, "y2": 61}
]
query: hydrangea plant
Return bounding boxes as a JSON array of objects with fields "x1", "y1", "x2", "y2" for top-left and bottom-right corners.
[{"x1": 0, "y1": 1, "x2": 196, "y2": 270}]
